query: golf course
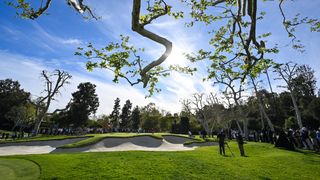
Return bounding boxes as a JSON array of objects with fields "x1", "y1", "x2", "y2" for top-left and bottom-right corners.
[
  {"x1": 0, "y1": 133, "x2": 319, "y2": 179},
  {"x1": 1, "y1": 0, "x2": 320, "y2": 179}
]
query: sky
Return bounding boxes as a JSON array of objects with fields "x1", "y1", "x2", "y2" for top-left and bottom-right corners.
[{"x1": 0, "y1": 0, "x2": 319, "y2": 116}]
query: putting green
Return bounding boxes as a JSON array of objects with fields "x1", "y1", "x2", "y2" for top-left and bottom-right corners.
[{"x1": 0, "y1": 158, "x2": 40, "y2": 180}]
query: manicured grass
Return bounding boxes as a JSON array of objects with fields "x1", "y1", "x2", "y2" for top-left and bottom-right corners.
[
  {"x1": 184, "y1": 135, "x2": 218, "y2": 145},
  {"x1": 11, "y1": 142, "x2": 320, "y2": 179},
  {"x1": 0, "y1": 158, "x2": 40, "y2": 180},
  {"x1": 0, "y1": 134, "x2": 86, "y2": 144}
]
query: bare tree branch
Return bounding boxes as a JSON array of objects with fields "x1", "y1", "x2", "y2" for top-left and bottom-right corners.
[{"x1": 132, "y1": 0, "x2": 172, "y2": 87}]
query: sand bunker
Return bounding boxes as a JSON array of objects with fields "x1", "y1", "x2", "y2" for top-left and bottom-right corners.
[
  {"x1": 162, "y1": 135, "x2": 192, "y2": 144},
  {"x1": 0, "y1": 137, "x2": 88, "y2": 148},
  {"x1": 0, "y1": 137, "x2": 88, "y2": 156},
  {"x1": 0, "y1": 145, "x2": 55, "y2": 156},
  {"x1": 0, "y1": 135, "x2": 217, "y2": 156},
  {"x1": 86, "y1": 136, "x2": 195, "y2": 152}
]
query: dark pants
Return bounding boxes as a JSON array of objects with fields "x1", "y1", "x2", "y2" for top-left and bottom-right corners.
[
  {"x1": 219, "y1": 142, "x2": 225, "y2": 155},
  {"x1": 238, "y1": 143, "x2": 245, "y2": 156}
]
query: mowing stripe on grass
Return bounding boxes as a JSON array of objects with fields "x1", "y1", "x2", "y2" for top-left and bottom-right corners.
[{"x1": 0, "y1": 158, "x2": 40, "y2": 180}]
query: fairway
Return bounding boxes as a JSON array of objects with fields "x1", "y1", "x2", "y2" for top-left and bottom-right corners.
[
  {"x1": 5, "y1": 142, "x2": 319, "y2": 179},
  {"x1": 0, "y1": 158, "x2": 40, "y2": 180}
]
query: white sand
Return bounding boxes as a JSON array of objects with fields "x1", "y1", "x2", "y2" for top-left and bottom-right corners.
[
  {"x1": 0, "y1": 146, "x2": 55, "y2": 156},
  {"x1": 86, "y1": 139, "x2": 195, "y2": 152}
]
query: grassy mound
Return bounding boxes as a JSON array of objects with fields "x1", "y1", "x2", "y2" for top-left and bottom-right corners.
[
  {"x1": 0, "y1": 158, "x2": 40, "y2": 180},
  {"x1": 13, "y1": 142, "x2": 320, "y2": 179}
]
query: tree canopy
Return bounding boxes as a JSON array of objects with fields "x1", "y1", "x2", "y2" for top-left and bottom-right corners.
[
  {"x1": 8, "y1": 0, "x2": 318, "y2": 96},
  {"x1": 68, "y1": 82, "x2": 99, "y2": 127},
  {"x1": 0, "y1": 79, "x2": 30, "y2": 130}
]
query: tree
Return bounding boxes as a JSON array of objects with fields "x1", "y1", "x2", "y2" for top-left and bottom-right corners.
[
  {"x1": 181, "y1": 92, "x2": 225, "y2": 135},
  {"x1": 8, "y1": 0, "x2": 186, "y2": 95},
  {"x1": 9, "y1": 1, "x2": 319, "y2": 96},
  {"x1": 8, "y1": 0, "x2": 97, "y2": 19},
  {"x1": 32, "y1": 70, "x2": 71, "y2": 135},
  {"x1": 305, "y1": 98, "x2": 320, "y2": 128},
  {"x1": 97, "y1": 115, "x2": 111, "y2": 131},
  {"x1": 110, "y1": 98, "x2": 121, "y2": 130},
  {"x1": 140, "y1": 103, "x2": 161, "y2": 131},
  {"x1": 179, "y1": 116, "x2": 190, "y2": 134},
  {"x1": 250, "y1": 76, "x2": 275, "y2": 132},
  {"x1": 131, "y1": 106, "x2": 140, "y2": 130},
  {"x1": 291, "y1": 64, "x2": 317, "y2": 110},
  {"x1": 275, "y1": 62, "x2": 303, "y2": 128},
  {"x1": 119, "y1": 100, "x2": 133, "y2": 129},
  {"x1": 68, "y1": 82, "x2": 99, "y2": 127},
  {"x1": 5, "y1": 103, "x2": 36, "y2": 131},
  {"x1": 0, "y1": 79, "x2": 30, "y2": 130},
  {"x1": 211, "y1": 63, "x2": 249, "y2": 137},
  {"x1": 185, "y1": 0, "x2": 318, "y2": 82}
]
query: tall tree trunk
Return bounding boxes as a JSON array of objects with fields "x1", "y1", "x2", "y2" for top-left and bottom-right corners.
[
  {"x1": 251, "y1": 77, "x2": 275, "y2": 132},
  {"x1": 33, "y1": 118, "x2": 42, "y2": 135},
  {"x1": 243, "y1": 118, "x2": 248, "y2": 138},
  {"x1": 289, "y1": 88, "x2": 303, "y2": 128},
  {"x1": 33, "y1": 110, "x2": 46, "y2": 135},
  {"x1": 236, "y1": 121, "x2": 243, "y2": 135},
  {"x1": 33, "y1": 100, "x2": 50, "y2": 135},
  {"x1": 257, "y1": 100, "x2": 275, "y2": 132},
  {"x1": 236, "y1": 103, "x2": 248, "y2": 139},
  {"x1": 200, "y1": 118, "x2": 210, "y2": 134},
  {"x1": 260, "y1": 109, "x2": 265, "y2": 129},
  {"x1": 234, "y1": 102, "x2": 248, "y2": 139},
  {"x1": 32, "y1": 70, "x2": 71, "y2": 135}
]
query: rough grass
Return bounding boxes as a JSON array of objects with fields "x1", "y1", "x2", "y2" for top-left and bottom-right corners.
[
  {"x1": 0, "y1": 158, "x2": 40, "y2": 180},
  {"x1": 10, "y1": 142, "x2": 320, "y2": 179}
]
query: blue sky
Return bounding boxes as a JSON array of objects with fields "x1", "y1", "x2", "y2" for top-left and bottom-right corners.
[{"x1": 0, "y1": 0, "x2": 319, "y2": 115}]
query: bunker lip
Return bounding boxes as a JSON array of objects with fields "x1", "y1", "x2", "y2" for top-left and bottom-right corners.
[{"x1": 162, "y1": 135, "x2": 193, "y2": 144}]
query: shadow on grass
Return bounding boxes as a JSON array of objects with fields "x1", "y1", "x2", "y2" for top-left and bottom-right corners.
[
  {"x1": 295, "y1": 149, "x2": 320, "y2": 157},
  {"x1": 275, "y1": 146, "x2": 320, "y2": 157}
]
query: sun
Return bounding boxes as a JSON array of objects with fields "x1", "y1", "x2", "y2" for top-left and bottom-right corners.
[{"x1": 165, "y1": 46, "x2": 188, "y2": 67}]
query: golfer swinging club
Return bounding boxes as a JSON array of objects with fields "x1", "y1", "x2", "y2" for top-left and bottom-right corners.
[{"x1": 217, "y1": 129, "x2": 225, "y2": 155}]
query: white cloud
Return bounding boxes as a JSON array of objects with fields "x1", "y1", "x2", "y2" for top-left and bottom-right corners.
[
  {"x1": 61, "y1": 38, "x2": 83, "y2": 45},
  {"x1": 0, "y1": 49, "x2": 225, "y2": 116},
  {"x1": 149, "y1": 21, "x2": 178, "y2": 29},
  {"x1": 32, "y1": 23, "x2": 83, "y2": 47},
  {"x1": 0, "y1": 51, "x2": 219, "y2": 116}
]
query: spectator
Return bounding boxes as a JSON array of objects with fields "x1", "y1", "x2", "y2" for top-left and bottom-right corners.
[
  {"x1": 217, "y1": 130, "x2": 225, "y2": 155},
  {"x1": 236, "y1": 132, "x2": 245, "y2": 156}
]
